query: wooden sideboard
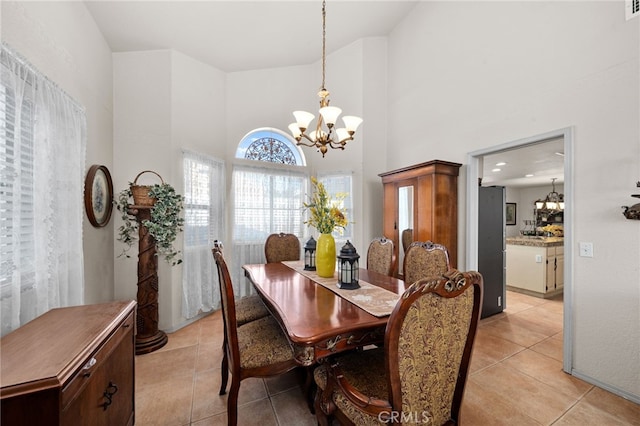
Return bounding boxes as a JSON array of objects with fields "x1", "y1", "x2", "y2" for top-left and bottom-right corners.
[
  {"x1": 379, "y1": 160, "x2": 461, "y2": 277},
  {"x1": 1, "y1": 300, "x2": 137, "y2": 425}
]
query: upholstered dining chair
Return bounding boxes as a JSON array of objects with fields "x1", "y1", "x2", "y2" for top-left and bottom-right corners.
[
  {"x1": 313, "y1": 269, "x2": 483, "y2": 426},
  {"x1": 212, "y1": 246, "x2": 298, "y2": 426},
  {"x1": 264, "y1": 232, "x2": 301, "y2": 263},
  {"x1": 401, "y1": 228, "x2": 413, "y2": 253},
  {"x1": 213, "y1": 241, "x2": 270, "y2": 326},
  {"x1": 213, "y1": 240, "x2": 271, "y2": 411},
  {"x1": 403, "y1": 241, "x2": 451, "y2": 285},
  {"x1": 366, "y1": 237, "x2": 396, "y2": 276}
]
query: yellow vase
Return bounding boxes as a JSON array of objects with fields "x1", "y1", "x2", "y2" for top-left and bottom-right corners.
[{"x1": 316, "y1": 233, "x2": 336, "y2": 278}]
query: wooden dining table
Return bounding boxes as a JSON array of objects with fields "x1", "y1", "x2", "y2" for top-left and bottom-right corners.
[{"x1": 242, "y1": 261, "x2": 408, "y2": 366}]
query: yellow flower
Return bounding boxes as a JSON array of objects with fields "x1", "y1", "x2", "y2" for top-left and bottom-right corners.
[{"x1": 303, "y1": 177, "x2": 349, "y2": 235}]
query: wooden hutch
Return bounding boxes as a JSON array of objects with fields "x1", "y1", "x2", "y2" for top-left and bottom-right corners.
[{"x1": 379, "y1": 160, "x2": 461, "y2": 277}]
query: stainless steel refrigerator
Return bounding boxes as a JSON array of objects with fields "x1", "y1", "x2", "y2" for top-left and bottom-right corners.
[{"x1": 478, "y1": 186, "x2": 506, "y2": 318}]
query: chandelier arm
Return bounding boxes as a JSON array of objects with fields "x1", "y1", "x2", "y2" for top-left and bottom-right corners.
[{"x1": 297, "y1": 134, "x2": 320, "y2": 147}]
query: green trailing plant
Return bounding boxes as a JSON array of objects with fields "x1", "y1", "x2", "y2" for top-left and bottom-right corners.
[{"x1": 115, "y1": 182, "x2": 185, "y2": 265}]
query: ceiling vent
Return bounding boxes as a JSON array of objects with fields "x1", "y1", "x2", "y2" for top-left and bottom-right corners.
[{"x1": 626, "y1": 0, "x2": 639, "y2": 20}]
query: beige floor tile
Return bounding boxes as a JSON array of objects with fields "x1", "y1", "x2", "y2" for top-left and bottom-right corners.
[
  {"x1": 271, "y1": 386, "x2": 317, "y2": 426},
  {"x1": 530, "y1": 332, "x2": 563, "y2": 362},
  {"x1": 198, "y1": 313, "x2": 225, "y2": 346},
  {"x1": 195, "y1": 341, "x2": 224, "y2": 373},
  {"x1": 191, "y1": 369, "x2": 228, "y2": 422},
  {"x1": 135, "y1": 345, "x2": 197, "y2": 388},
  {"x1": 469, "y1": 327, "x2": 525, "y2": 374},
  {"x1": 236, "y1": 398, "x2": 279, "y2": 426},
  {"x1": 460, "y1": 379, "x2": 542, "y2": 425},
  {"x1": 264, "y1": 368, "x2": 305, "y2": 395},
  {"x1": 480, "y1": 315, "x2": 552, "y2": 347},
  {"x1": 135, "y1": 372, "x2": 194, "y2": 426},
  {"x1": 470, "y1": 363, "x2": 578, "y2": 425},
  {"x1": 564, "y1": 387, "x2": 640, "y2": 425},
  {"x1": 501, "y1": 349, "x2": 592, "y2": 400},
  {"x1": 156, "y1": 321, "x2": 202, "y2": 353}
]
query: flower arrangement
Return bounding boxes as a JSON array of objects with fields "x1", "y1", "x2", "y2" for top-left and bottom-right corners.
[{"x1": 303, "y1": 177, "x2": 349, "y2": 234}]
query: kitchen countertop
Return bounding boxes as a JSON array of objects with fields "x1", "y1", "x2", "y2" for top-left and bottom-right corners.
[{"x1": 506, "y1": 236, "x2": 564, "y2": 247}]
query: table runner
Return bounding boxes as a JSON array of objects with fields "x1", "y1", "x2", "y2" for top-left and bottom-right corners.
[{"x1": 281, "y1": 261, "x2": 400, "y2": 317}]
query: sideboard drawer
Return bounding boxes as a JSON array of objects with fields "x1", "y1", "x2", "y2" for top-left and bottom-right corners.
[{"x1": 61, "y1": 310, "x2": 134, "y2": 409}]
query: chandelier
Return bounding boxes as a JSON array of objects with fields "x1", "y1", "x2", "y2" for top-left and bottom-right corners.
[
  {"x1": 288, "y1": 0, "x2": 362, "y2": 157},
  {"x1": 535, "y1": 178, "x2": 565, "y2": 211}
]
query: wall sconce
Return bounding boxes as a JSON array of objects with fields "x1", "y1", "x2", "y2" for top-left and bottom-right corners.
[
  {"x1": 304, "y1": 236, "x2": 317, "y2": 270},
  {"x1": 622, "y1": 181, "x2": 640, "y2": 220},
  {"x1": 337, "y1": 240, "x2": 360, "y2": 290}
]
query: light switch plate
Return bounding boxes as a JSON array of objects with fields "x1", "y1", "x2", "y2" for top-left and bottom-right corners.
[{"x1": 579, "y1": 242, "x2": 594, "y2": 257}]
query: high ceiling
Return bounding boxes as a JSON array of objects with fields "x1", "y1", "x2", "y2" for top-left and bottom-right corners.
[
  {"x1": 84, "y1": 1, "x2": 419, "y2": 73},
  {"x1": 84, "y1": 1, "x2": 564, "y2": 187}
]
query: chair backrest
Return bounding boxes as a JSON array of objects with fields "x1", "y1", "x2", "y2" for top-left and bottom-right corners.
[
  {"x1": 403, "y1": 241, "x2": 450, "y2": 285},
  {"x1": 366, "y1": 237, "x2": 395, "y2": 276},
  {"x1": 212, "y1": 246, "x2": 241, "y2": 371},
  {"x1": 264, "y1": 233, "x2": 301, "y2": 263},
  {"x1": 401, "y1": 228, "x2": 413, "y2": 253},
  {"x1": 384, "y1": 270, "x2": 483, "y2": 425}
]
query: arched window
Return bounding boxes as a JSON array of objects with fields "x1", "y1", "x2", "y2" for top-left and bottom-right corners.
[
  {"x1": 235, "y1": 127, "x2": 306, "y2": 166},
  {"x1": 231, "y1": 128, "x2": 307, "y2": 290}
]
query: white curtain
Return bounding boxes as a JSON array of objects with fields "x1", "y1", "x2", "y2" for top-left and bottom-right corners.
[
  {"x1": 1, "y1": 43, "x2": 86, "y2": 336},
  {"x1": 231, "y1": 164, "x2": 307, "y2": 297},
  {"x1": 181, "y1": 150, "x2": 225, "y2": 318}
]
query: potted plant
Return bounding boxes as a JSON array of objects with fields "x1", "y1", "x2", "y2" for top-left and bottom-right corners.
[{"x1": 115, "y1": 171, "x2": 185, "y2": 266}]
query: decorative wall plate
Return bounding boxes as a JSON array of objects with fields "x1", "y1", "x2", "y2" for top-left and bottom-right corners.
[{"x1": 84, "y1": 164, "x2": 113, "y2": 227}]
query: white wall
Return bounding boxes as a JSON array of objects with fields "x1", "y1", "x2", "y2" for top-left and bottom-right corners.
[
  {"x1": 388, "y1": 1, "x2": 639, "y2": 400},
  {"x1": 1, "y1": 1, "x2": 115, "y2": 304},
  {"x1": 113, "y1": 50, "x2": 227, "y2": 331}
]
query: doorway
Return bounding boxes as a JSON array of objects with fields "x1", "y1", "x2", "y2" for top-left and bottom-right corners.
[{"x1": 466, "y1": 127, "x2": 573, "y2": 374}]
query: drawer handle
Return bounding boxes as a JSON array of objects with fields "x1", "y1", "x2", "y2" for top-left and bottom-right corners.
[
  {"x1": 102, "y1": 381, "x2": 119, "y2": 411},
  {"x1": 82, "y1": 357, "x2": 97, "y2": 377}
]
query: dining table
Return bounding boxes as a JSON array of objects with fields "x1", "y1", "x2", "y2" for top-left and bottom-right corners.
[{"x1": 242, "y1": 260, "x2": 408, "y2": 367}]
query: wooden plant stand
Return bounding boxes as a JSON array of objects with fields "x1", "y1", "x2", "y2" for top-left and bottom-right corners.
[{"x1": 128, "y1": 205, "x2": 168, "y2": 355}]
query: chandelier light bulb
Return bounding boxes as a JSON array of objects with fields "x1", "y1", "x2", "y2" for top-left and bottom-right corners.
[
  {"x1": 319, "y1": 106, "x2": 342, "y2": 126},
  {"x1": 293, "y1": 111, "x2": 315, "y2": 131},
  {"x1": 342, "y1": 116, "x2": 363, "y2": 133}
]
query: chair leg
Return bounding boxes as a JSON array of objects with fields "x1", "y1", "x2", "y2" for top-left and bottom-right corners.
[
  {"x1": 303, "y1": 366, "x2": 316, "y2": 414},
  {"x1": 314, "y1": 386, "x2": 331, "y2": 426},
  {"x1": 227, "y1": 379, "x2": 240, "y2": 426},
  {"x1": 219, "y1": 337, "x2": 229, "y2": 395}
]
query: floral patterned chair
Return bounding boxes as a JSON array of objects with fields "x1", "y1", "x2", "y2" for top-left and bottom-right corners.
[
  {"x1": 366, "y1": 237, "x2": 396, "y2": 276},
  {"x1": 313, "y1": 269, "x2": 483, "y2": 426},
  {"x1": 264, "y1": 232, "x2": 301, "y2": 263},
  {"x1": 403, "y1": 241, "x2": 451, "y2": 285},
  {"x1": 212, "y1": 245, "x2": 298, "y2": 426},
  {"x1": 401, "y1": 228, "x2": 413, "y2": 253}
]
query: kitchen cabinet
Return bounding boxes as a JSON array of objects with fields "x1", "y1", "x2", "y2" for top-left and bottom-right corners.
[
  {"x1": 506, "y1": 238, "x2": 563, "y2": 297},
  {"x1": 1, "y1": 300, "x2": 136, "y2": 426},
  {"x1": 379, "y1": 160, "x2": 461, "y2": 277}
]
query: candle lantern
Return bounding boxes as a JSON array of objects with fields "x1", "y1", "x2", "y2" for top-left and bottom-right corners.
[
  {"x1": 337, "y1": 240, "x2": 360, "y2": 290},
  {"x1": 304, "y1": 236, "x2": 317, "y2": 271}
]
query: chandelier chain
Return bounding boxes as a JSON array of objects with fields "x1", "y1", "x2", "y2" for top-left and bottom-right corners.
[{"x1": 321, "y1": 0, "x2": 326, "y2": 91}]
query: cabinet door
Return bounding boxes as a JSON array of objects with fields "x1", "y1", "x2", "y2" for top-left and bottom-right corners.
[
  {"x1": 545, "y1": 247, "x2": 556, "y2": 292},
  {"x1": 555, "y1": 252, "x2": 564, "y2": 289},
  {"x1": 62, "y1": 321, "x2": 134, "y2": 425}
]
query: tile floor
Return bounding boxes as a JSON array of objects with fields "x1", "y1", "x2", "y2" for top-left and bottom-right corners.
[{"x1": 134, "y1": 291, "x2": 640, "y2": 425}]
